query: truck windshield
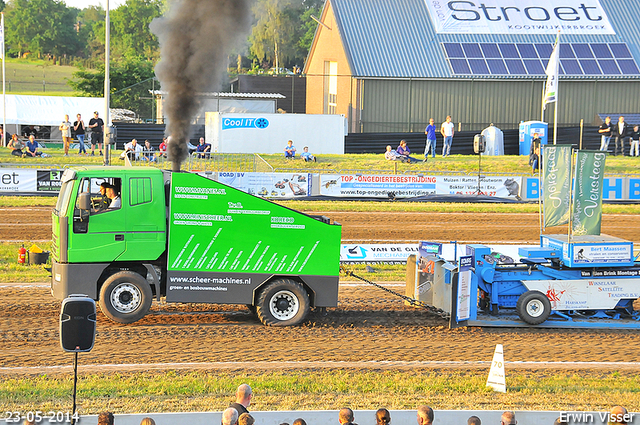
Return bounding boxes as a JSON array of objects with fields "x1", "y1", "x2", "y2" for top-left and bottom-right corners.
[{"x1": 55, "y1": 180, "x2": 74, "y2": 216}]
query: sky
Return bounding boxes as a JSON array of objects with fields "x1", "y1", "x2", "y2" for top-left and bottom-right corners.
[{"x1": 63, "y1": 0, "x2": 125, "y2": 10}]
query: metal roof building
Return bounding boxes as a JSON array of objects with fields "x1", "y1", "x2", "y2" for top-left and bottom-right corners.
[{"x1": 304, "y1": 0, "x2": 640, "y2": 132}]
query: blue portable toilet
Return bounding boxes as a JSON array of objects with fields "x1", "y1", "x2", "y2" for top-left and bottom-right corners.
[{"x1": 519, "y1": 121, "x2": 548, "y2": 155}]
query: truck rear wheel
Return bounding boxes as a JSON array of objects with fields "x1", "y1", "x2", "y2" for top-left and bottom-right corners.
[
  {"x1": 99, "y1": 271, "x2": 152, "y2": 324},
  {"x1": 516, "y1": 290, "x2": 551, "y2": 325},
  {"x1": 256, "y1": 279, "x2": 310, "y2": 326}
]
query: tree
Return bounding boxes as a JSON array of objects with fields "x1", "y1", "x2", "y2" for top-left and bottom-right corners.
[
  {"x1": 5, "y1": 0, "x2": 80, "y2": 58},
  {"x1": 69, "y1": 59, "x2": 157, "y2": 119},
  {"x1": 110, "y1": 0, "x2": 162, "y2": 61}
]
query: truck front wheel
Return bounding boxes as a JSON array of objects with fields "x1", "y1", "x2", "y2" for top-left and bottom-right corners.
[
  {"x1": 516, "y1": 290, "x2": 551, "y2": 325},
  {"x1": 256, "y1": 279, "x2": 310, "y2": 326},
  {"x1": 99, "y1": 271, "x2": 152, "y2": 324}
]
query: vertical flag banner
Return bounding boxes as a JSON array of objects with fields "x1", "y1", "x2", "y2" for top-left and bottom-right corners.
[
  {"x1": 572, "y1": 151, "x2": 606, "y2": 236},
  {"x1": 0, "y1": 13, "x2": 4, "y2": 60},
  {"x1": 543, "y1": 34, "x2": 560, "y2": 108},
  {"x1": 543, "y1": 145, "x2": 572, "y2": 228}
]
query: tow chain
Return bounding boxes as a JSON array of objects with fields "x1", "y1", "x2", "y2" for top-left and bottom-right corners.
[{"x1": 340, "y1": 266, "x2": 451, "y2": 321}]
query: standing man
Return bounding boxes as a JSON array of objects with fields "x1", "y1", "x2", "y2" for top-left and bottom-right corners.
[
  {"x1": 613, "y1": 116, "x2": 628, "y2": 156},
  {"x1": 599, "y1": 116, "x2": 612, "y2": 152},
  {"x1": 229, "y1": 384, "x2": 252, "y2": 416},
  {"x1": 424, "y1": 118, "x2": 437, "y2": 161},
  {"x1": 89, "y1": 111, "x2": 104, "y2": 157},
  {"x1": 74, "y1": 113, "x2": 86, "y2": 156},
  {"x1": 59, "y1": 114, "x2": 72, "y2": 157},
  {"x1": 440, "y1": 116, "x2": 454, "y2": 157}
]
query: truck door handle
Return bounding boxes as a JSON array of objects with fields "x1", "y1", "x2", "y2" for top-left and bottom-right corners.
[{"x1": 115, "y1": 235, "x2": 124, "y2": 241}]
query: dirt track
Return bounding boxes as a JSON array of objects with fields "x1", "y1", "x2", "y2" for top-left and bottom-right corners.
[{"x1": 1, "y1": 206, "x2": 640, "y2": 375}]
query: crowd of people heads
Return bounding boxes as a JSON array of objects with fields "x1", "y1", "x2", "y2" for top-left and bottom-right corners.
[{"x1": 43, "y1": 401, "x2": 630, "y2": 425}]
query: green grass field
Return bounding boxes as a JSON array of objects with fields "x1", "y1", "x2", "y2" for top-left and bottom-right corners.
[{"x1": 5, "y1": 59, "x2": 77, "y2": 94}]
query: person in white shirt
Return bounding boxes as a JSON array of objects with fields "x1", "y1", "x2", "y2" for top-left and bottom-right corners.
[
  {"x1": 121, "y1": 139, "x2": 143, "y2": 161},
  {"x1": 440, "y1": 115, "x2": 455, "y2": 157},
  {"x1": 106, "y1": 185, "x2": 121, "y2": 209}
]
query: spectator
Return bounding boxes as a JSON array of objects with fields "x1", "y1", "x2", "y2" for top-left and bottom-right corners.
[
  {"x1": 292, "y1": 419, "x2": 307, "y2": 425},
  {"x1": 97, "y1": 412, "x2": 114, "y2": 425},
  {"x1": 89, "y1": 111, "x2": 104, "y2": 156},
  {"x1": 139, "y1": 418, "x2": 155, "y2": 425},
  {"x1": 159, "y1": 137, "x2": 167, "y2": 157},
  {"x1": 553, "y1": 418, "x2": 567, "y2": 425},
  {"x1": 142, "y1": 140, "x2": 156, "y2": 162},
  {"x1": 284, "y1": 140, "x2": 296, "y2": 158},
  {"x1": 59, "y1": 114, "x2": 72, "y2": 156},
  {"x1": 106, "y1": 185, "x2": 121, "y2": 209},
  {"x1": 385, "y1": 145, "x2": 400, "y2": 161},
  {"x1": 613, "y1": 116, "x2": 629, "y2": 156},
  {"x1": 230, "y1": 383, "x2": 252, "y2": 416},
  {"x1": 416, "y1": 406, "x2": 433, "y2": 425},
  {"x1": 468, "y1": 415, "x2": 481, "y2": 425},
  {"x1": 121, "y1": 139, "x2": 142, "y2": 161},
  {"x1": 440, "y1": 115, "x2": 454, "y2": 157},
  {"x1": 396, "y1": 140, "x2": 420, "y2": 163},
  {"x1": 26, "y1": 135, "x2": 43, "y2": 157},
  {"x1": 376, "y1": 408, "x2": 391, "y2": 425},
  {"x1": 424, "y1": 117, "x2": 437, "y2": 160},
  {"x1": 629, "y1": 125, "x2": 639, "y2": 157},
  {"x1": 529, "y1": 144, "x2": 540, "y2": 174},
  {"x1": 300, "y1": 146, "x2": 316, "y2": 162},
  {"x1": 339, "y1": 408, "x2": 355, "y2": 425},
  {"x1": 8, "y1": 134, "x2": 25, "y2": 157},
  {"x1": 195, "y1": 137, "x2": 211, "y2": 159},
  {"x1": 222, "y1": 408, "x2": 239, "y2": 425},
  {"x1": 238, "y1": 413, "x2": 254, "y2": 425},
  {"x1": 608, "y1": 406, "x2": 630, "y2": 425},
  {"x1": 500, "y1": 411, "x2": 516, "y2": 425},
  {"x1": 74, "y1": 113, "x2": 87, "y2": 156},
  {"x1": 599, "y1": 116, "x2": 612, "y2": 152}
]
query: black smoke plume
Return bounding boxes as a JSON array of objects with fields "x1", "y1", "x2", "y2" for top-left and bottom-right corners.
[{"x1": 151, "y1": 0, "x2": 251, "y2": 172}]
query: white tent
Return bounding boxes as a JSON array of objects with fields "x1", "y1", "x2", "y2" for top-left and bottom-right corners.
[{"x1": 0, "y1": 94, "x2": 106, "y2": 126}]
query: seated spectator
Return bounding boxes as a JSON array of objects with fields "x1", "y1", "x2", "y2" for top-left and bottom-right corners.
[
  {"x1": 385, "y1": 145, "x2": 400, "y2": 161},
  {"x1": 8, "y1": 134, "x2": 25, "y2": 157},
  {"x1": 238, "y1": 413, "x2": 254, "y2": 425},
  {"x1": 468, "y1": 416, "x2": 481, "y2": 425},
  {"x1": 376, "y1": 408, "x2": 391, "y2": 425},
  {"x1": 553, "y1": 418, "x2": 567, "y2": 425},
  {"x1": 292, "y1": 419, "x2": 307, "y2": 425},
  {"x1": 417, "y1": 406, "x2": 434, "y2": 425},
  {"x1": 97, "y1": 412, "x2": 114, "y2": 425},
  {"x1": 338, "y1": 408, "x2": 355, "y2": 425},
  {"x1": 608, "y1": 406, "x2": 630, "y2": 425},
  {"x1": 222, "y1": 408, "x2": 239, "y2": 425},
  {"x1": 500, "y1": 411, "x2": 516, "y2": 425},
  {"x1": 142, "y1": 140, "x2": 156, "y2": 162},
  {"x1": 284, "y1": 140, "x2": 296, "y2": 158},
  {"x1": 300, "y1": 146, "x2": 316, "y2": 162},
  {"x1": 159, "y1": 138, "x2": 167, "y2": 157},
  {"x1": 25, "y1": 135, "x2": 43, "y2": 157},
  {"x1": 139, "y1": 418, "x2": 156, "y2": 425},
  {"x1": 396, "y1": 140, "x2": 420, "y2": 163},
  {"x1": 121, "y1": 139, "x2": 143, "y2": 161},
  {"x1": 195, "y1": 137, "x2": 211, "y2": 158}
]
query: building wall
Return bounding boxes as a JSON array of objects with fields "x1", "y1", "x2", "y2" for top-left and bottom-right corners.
[
  {"x1": 358, "y1": 79, "x2": 640, "y2": 133},
  {"x1": 304, "y1": 1, "x2": 353, "y2": 121}
]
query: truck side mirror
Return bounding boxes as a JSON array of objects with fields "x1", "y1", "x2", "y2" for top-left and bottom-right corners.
[{"x1": 78, "y1": 192, "x2": 91, "y2": 211}]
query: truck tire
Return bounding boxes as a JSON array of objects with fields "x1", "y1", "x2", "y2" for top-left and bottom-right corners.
[
  {"x1": 256, "y1": 279, "x2": 310, "y2": 326},
  {"x1": 99, "y1": 271, "x2": 152, "y2": 324},
  {"x1": 516, "y1": 290, "x2": 551, "y2": 325}
]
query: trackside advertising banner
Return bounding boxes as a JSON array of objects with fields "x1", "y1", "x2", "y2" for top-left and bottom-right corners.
[
  {"x1": 425, "y1": 0, "x2": 615, "y2": 35},
  {"x1": 572, "y1": 150, "x2": 606, "y2": 236},
  {"x1": 542, "y1": 145, "x2": 572, "y2": 228},
  {"x1": 319, "y1": 174, "x2": 522, "y2": 199},
  {"x1": 215, "y1": 172, "x2": 310, "y2": 199},
  {"x1": 340, "y1": 244, "x2": 419, "y2": 264},
  {"x1": 0, "y1": 168, "x2": 62, "y2": 193}
]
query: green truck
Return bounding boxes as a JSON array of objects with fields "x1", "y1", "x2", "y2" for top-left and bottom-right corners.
[{"x1": 51, "y1": 167, "x2": 342, "y2": 326}]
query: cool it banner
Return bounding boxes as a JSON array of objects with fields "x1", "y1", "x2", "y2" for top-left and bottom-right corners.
[{"x1": 425, "y1": 0, "x2": 615, "y2": 35}]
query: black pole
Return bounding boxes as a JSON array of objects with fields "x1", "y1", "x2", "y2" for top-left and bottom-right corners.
[{"x1": 71, "y1": 352, "x2": 78, "y2": 425}]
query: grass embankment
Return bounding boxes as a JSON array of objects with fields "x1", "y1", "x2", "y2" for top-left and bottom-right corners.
[
  {"x1": 1, "y1": 370, "x2": 638, "y2": 414},
  {"x1": 5, "y1": 59, "x2": 77, "y2": 95}
]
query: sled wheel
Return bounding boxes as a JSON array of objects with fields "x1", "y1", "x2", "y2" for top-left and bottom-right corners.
[{"x1": 516, "y1": 290, "x2": 551, "y2": 325}]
